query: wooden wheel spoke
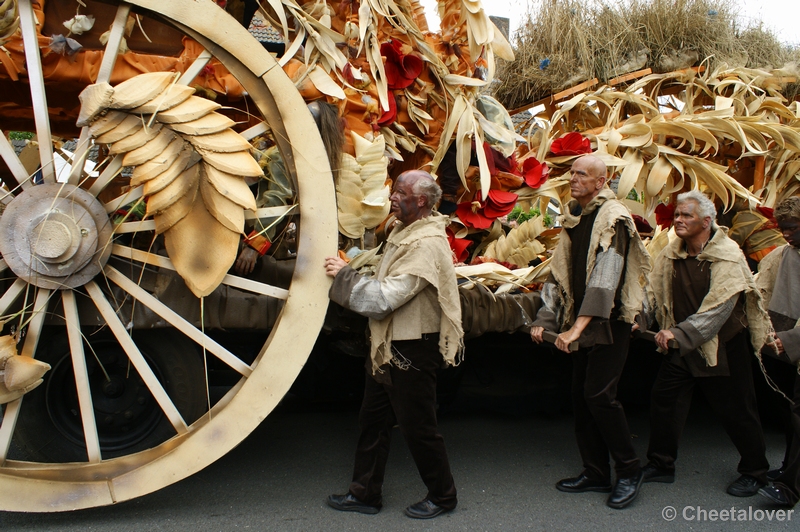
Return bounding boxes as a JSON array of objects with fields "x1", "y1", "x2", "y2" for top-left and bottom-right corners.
[
  {"x1": 111, "y1": 244, "x2": 290, "y2": 299},
  {"x1": 0, "y1": 287, "x2": 50, "y2": 460},
  {"x1": 67, "y1": 130, "x2": 94, "y2": 186},
  {"x1": 18, "y1": 0, "x2": 54, "y2": 183},
  {"x1": 114, "y1": 220, "x2": 157, "y2": 233},
  {"x1": 104, "y1": 184, "x2": 144, "y2": 214},
  {"x1": 103, "y1": 266, "x2": 253, "y2": 376},
  {"x1": 19, "y1": 287, "x2": 51, "y2": 359},
  {"x1": 241, "y1": 121, "x2": 270, "y2": 141},
  {"x1": 0, "y1": 130, "x2": 33, "y2": 191},
  {"x1": 179, "y1": 49, "x2": 213, "y2": 86},
  {"x1": 0, "y1": 279, "x2": 26, "y2": 317},
  {"x1": 62, "y1": 291, "x2": 102, "y2": 462},
  {"x1": 96, "y1": 4, "x2": 133, "y2": 84},
  {"x1": 89, "y1": 156, "x2": 125, "y2": 198},
  {"x1": 85, "y1": 282, "x2": 189, "y2": 436},
  {"x1": 245, "y1": 205, "x2": 295, "y2": 221}
]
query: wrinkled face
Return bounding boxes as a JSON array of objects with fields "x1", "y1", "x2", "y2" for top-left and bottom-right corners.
[
  {"x1": 778, "y1": 217, "x2": 800, "y2": 248},
  {"x1": 390, "y1": 175, "x2": 424, "y2": 225},
  {"x1": 673, "y1": 200, "x2": 709, "y2": 241},
  {"x1": 569, "y1": 157, "x2": 605, "y2": 205}
]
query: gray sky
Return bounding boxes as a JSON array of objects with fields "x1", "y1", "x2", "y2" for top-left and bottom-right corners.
[{"x1": 420, "y1": 0, "x2": 799, "y2": 45}]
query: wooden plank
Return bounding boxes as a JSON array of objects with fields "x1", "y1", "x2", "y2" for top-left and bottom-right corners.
[
  {"x1": 103, "y1": 266, "x2": 253, "y2": 377},
  {"x1": 96, "y1": 3, "x2": 132, "y2": 84},
  {"x1": 608, "y1": 68, "x2": 652, "y2": 87},
  {"x1": 62, "y1": 290, "x2": 103, "y2": 462},
  {"x1": 753, "y1": 155, "x2": 766, "y2": 192},
  {"x1": 550, "y1": 78, "x2": 599, "y2": 103},
  {"x1": 541, "y1": 330, "x2": 579, "y2": 352},
  {"x1": 85, "y1": 281, "x2": 189, "y2": 435},
  {"x1": 112, "y1": 244, "x2": 290, "y2": 299},
  {"x1": 18, "y1": 0, "x2": 54, "y2": 183},
  {"x1": 508, "y1": 78, "x2": 599, "y2": 117},
  {"x1": 634, "y1": 329, "x2": 679, "y2": 349}
]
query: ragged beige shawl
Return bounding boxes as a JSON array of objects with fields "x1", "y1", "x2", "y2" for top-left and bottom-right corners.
[
  {"x1": 369, "y1": 213, "x2": 464, "y2": 375},
  {"x1": 550, "y1": 188, "x2": 651, "y2": 329},
  {"x1": 649, "y1": 227, "x2": 770, "y2": 366}
]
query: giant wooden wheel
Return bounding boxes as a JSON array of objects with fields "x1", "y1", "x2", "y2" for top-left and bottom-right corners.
[{"x1": 0, "y1": 0, "x2": 336, "y2": 511}]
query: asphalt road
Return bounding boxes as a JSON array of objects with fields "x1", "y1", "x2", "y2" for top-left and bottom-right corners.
[{"x1": 0, "y1": 336, "x2": 796, "y2": 531}]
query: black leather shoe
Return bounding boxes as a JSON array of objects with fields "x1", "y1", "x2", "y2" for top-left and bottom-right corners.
[
  {"x1": 758, "y1": 485, "x2": 795, "y2": 507},
  {"x1": 556, "y1": 474, "x2": 612, "y2": 493},
  {"x1": 641, "y1": 463, "x2": 675, "y2": 484},
  {"x1": 727, "y1": 475, "x2": 765, "y2": 497},
  {"x1": 606, "y1": 471, "x2": 644, "y2": 509},
  {"x1": 326, "y1": 493, "x2": 380, "y2": 514},
  {"x1": 767, "y1": 468, "x2": 785, "y2": 482},
  {"x1": 404, "y1": 499, "x2": 451, "y2": 519}
]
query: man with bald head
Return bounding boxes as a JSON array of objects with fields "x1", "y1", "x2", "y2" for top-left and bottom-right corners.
[
  {"x1": 324, "y1": 170, "x2": 464, "y2": 519},
  {"x1": 531, "y1": 154, "x2": 651, "y2": 509}
]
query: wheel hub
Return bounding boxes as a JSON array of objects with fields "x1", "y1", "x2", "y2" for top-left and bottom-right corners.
[{"x1": 0, "y1": 184, "x2": 114, "y2": 289}]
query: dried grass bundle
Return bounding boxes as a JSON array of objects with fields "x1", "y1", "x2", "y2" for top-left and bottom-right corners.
[
  {"x1": 494, "y1": 0, "x2": 597, "y2": 109},
  {"x1": 494, "y1": 0, "x2": 797, "y2": 111}
]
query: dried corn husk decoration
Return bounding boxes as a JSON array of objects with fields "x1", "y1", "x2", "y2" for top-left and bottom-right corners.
[
  {"x1": 523, "y1": 64, "x2": 800, "y2": 226},
  {"x1": 256, "y1": 0, "x2": 516, "y2": 200},
  {"x1": 482, "y1": 216, "x2": 548, "y2": 268},
  {"x1": 454, "y1": 260, "x2": 551, "y2": 294},
  {"x1": 336, "y1": 132, "x2": 391, "y2": 239},
  {"x1": 78, "y1": 72, "x2": 260, "y2": 297},
  {"x1": 0, "y1": 335, "x2": 50, "y2": 405},
  {"x1": 0, "y1": 0, "x2": 19, "y2": 46}
]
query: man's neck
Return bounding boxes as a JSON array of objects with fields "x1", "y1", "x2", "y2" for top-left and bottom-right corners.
[
  {"x1": 684, "y1": 229, "x2": 712, "y2": 256},
  {"x1": 577, "y1": 192, "x2": 601, "y2": 209}
]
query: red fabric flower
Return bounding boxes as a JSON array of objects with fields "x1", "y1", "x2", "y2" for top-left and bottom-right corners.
[
  {"x1": 456, "y1": 200, "x2": 494, "y2": 230},
  {"x1": 455, "y1": 190, "x2": 518, "y2": 229},
  {"x1": 521, "y1": 156, "x2": 550, "y2": 188},
  {"x1": 483, "y1": 189, "x2": 518, "y2": 218},
  {"x1": 447, "y1": 228, "x2": 472, "y2": 263},
  {"x1": 381, "y1": 40, "x2": 423, "y2": 90},
  {"x1": 549, "y1": 132, "x2": 591, "y2": 156},
  {"x1": 377, "y1": 92, "x2": 398, "y2": 127},
  {"x1": 655, "y1": 202, "x2": 676, "y2": 229},
  {"x1": 484, "y1": 142, "x2": 519, "y2": 176}
]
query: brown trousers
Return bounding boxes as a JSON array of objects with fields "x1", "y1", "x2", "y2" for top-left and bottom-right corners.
[
  {"x1": 571, "y1": 320, "x2": 641, "y2": 481},
  {"x1": 348, "y1": 334, "x2": 457, "y2": 509},
  {"x1": 647, "y1": 331, "x2": 769, "y2": 482}
]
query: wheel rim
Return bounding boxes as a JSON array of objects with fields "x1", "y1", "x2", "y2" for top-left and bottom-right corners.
[{"x1": 0, "y1": 0, "x2": 336, "y2": 511}]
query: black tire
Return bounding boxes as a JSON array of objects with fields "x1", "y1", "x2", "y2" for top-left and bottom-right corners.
[{"x1": 12, "y1": 328, "x2": 207, "y2": 463}]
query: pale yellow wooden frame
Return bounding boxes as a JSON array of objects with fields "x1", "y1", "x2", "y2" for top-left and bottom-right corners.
[{"x1": 0, "y1": 0, "x2": 336, "y2": 511}]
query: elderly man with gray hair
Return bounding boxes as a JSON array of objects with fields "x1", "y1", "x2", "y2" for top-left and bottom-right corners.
[
  {"x1": 324, "y1": 170, "x2": 463, "y2": 519},
  {"x1": 642, "y1": 190, "x2": 772, "y2": 497}
]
